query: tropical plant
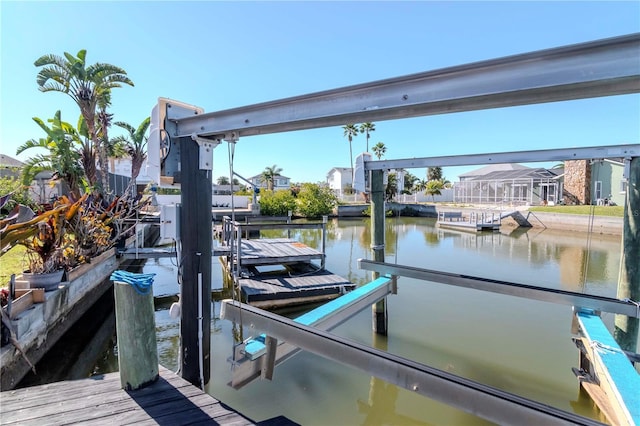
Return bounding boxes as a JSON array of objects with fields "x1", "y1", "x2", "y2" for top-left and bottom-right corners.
[
  {"x1": 295, "y1": 183, "x2": 338, "y2": 218},
  {"x1": 359, "y1": 122, "x2": 375, "y2": 153},
  {"x1": 17, "y1": 111, "x2": 84, "y2": 199},
  {"x1": 414, "y1": 178, "x2": 428, "y2": 193},
  {"x1": 261, "y1": 164, "x2": 283, "y2": 191},
  {"x1": 112, "y1": 117, "x2": 151, "y2": 185},
  {"x1": 217, "y1": 176, "x2": 230, "y2": 185},
  {"x1": 372, "y1": 142, "x2": 386, "y2": 160},
  {"x1": 403, "y1": 171, "x2": 418, "y2": 193},
  {"x1": 0, "y1": 178, "x2": 35, "y2": 214},
  {"x1": 1, "y1": 196, "x2": 81, "y2": 273},
  {"x1": 342, "y1": 124, "x2": 359, "y2": 172},
  {"x1": 258, "y1": 189, "x2": 296, "y2": 216},
  {"x1": 34, "y1": 49, "x2": 134, "y2": 194},
  {"x1": 425, "y1": 179, "x2": 444, "y2": 201},
  {"x1": 385, "y1": 172, "x2": 397, "y2": 201},
  {"x1": 427, "y1": 166, "x2": 443, "y2": 181},
  {"x1": 440, "y1": 177, "x2": 452, "y2": 189}
]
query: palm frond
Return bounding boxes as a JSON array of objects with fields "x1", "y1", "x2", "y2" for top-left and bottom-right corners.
[
  {"x1": 134, "y1": 117, "x2": 151, "y2": 141},
  {"x1": 34, "y1": 53, "x2": 67, "y2": 68}
]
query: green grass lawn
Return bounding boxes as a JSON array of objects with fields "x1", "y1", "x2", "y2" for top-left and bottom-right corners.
[
  {"x1": 1, "y1": 245, "x2": 27, "y2": 287},
  {"x1": 528, "y1": 205, "x2": 624, "y2": 217}
]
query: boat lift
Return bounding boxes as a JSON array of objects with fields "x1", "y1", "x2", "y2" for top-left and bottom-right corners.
[{"x1": 149, "y1": 33, "x2": 640, "y2": 424}]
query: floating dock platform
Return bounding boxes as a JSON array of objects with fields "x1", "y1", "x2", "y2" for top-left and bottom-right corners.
[
  {"x1": 437, "y1": 210, "x2": 501, "y2": 231},
  {"x1": 221, "y1": 219, "x2": 355, "y2": 309}
]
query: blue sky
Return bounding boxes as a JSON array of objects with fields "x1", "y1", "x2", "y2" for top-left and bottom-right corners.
[{"x1": 1, "y1": 1, "x2": 639, "y2": 184}]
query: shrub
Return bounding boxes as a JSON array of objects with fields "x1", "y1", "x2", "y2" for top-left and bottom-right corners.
[
  {"x1": 259, "y1": 190, "x2": 296, "y2": 216},
  {"x1": 295, "y1": 183, "x2": 337, "y2": 218}
]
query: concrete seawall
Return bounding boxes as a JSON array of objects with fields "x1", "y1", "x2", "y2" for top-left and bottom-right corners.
[
  {"x1": 334, "y1": 203, "x2": 623, "y2": 235},
  {"x1": 522, "y1": 211, "x2": 623, "y2": 235}
]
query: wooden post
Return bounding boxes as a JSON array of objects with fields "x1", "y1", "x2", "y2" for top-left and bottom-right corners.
[
  {"x1": 180, "y1": 136, "x2": 212, "y2": 387},
  {"x1": 114, "y1": 281, "x2": 158, "y2": 390},
  {"x1": 615, "y1": 157, "x2": 639, "y2": 352},
  {"x1": 371, "y1": 169, "x2": 388, "y2": 335}
]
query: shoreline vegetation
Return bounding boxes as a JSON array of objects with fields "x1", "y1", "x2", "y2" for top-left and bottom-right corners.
[{"x1": 0, "y1": 204, "x2": 624, "y2": 286}]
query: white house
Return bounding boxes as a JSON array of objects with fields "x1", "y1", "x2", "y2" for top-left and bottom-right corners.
[
  {"x1": 247, "y1": 173, "x2": 291, "y2": 190},
  {"x1": 326, "y1": 167, "x2": 353, "y2": 196}
]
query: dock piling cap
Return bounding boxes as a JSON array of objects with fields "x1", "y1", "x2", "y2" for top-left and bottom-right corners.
[{"x1": 110, "y1": 270, "x2": 156, "y2": 295}]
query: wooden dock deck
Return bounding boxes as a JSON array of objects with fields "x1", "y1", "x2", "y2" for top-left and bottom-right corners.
[
  {"x1": 238, "y1": 262, "x2": 355, "y2": 309},
  {"x1": 0, "y1": 366, "x2": 295, "y2": 425}
]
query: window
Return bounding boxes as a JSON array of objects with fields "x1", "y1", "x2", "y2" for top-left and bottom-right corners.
[
  {"x1": 594, "y1": 181, "x2": 602, "y2": 201},
  {"x1": 620, "y1": 179, "x2": 627, "y2": 194}
]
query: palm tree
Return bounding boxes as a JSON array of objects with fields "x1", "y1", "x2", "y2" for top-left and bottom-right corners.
[
  {"x1": 261, "y1": 164, "x2": 283, "y2": 191},
  {"x1": 342, "y1": 124, "x2": 359, "y2": 172},
  {"x1": 425, "y1": 180, "x2": 444, "y2": 201},
  {"x1": 427, "y1": 166, "x2": 443, "y2": 181},
  {"x1": 17, "y1": 110, "x2": 84, "y2": 199},
  {"x1": 34, "y1": 50, "x2": 134, "y2": 193},
  {"x1": 372, "y1": 142, "x2": 386, "y2": 160},
  {"x1": 414, "y1": 178, "x2": 428, "y2": 193},
  {"x1": 404, "y1": 171, "x2": 418, "y2": 193},
  {"x1": 359, "y1": 122, "x2": 375, "y2": 152},
  {"x1": 112, "y1": 117, "x2": 151, "y2": 185}
]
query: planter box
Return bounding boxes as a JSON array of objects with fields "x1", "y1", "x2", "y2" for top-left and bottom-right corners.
[
  {"x1": 3, "y1": 289, "x2": 45, "y2": 319},
  {"x1": 66, "y1": 248, "x2": 116, "y2": 282}
]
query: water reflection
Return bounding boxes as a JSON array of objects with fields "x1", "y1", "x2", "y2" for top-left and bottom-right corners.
[{"x1": 133, "y1": 217, "x2": 623, "y2": 424}]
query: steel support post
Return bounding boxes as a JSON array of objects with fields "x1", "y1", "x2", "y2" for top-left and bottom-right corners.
[
  {"x1": 179, "y1": 136, "x2": 212, "y2": 387},
  {"x1": 371, "y1": 169, "x2": 387, "y2": 335},
  {"x1": 616, "y1": 157, "x2": 640, "y2": 352}
]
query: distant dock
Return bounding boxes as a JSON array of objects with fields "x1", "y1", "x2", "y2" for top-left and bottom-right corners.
[{"x1": 437, "y1": 210, "x2": 501, "y2": 231}]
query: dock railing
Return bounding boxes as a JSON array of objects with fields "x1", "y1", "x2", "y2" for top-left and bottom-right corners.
[{"x1": 221, "y1": 216, "x2": 328, "y2": 280}]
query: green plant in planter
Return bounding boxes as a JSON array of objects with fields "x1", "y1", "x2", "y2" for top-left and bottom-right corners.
[{"x1": 19, "y1": 206, "x2": 73, "y2": 274}]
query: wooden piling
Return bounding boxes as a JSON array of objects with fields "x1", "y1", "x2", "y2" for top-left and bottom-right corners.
[
  {"x1": 180, "y1": 135, "x2": 212, "y2": 388},
  {"x1": 114, "y1": 281, "x2": 158, "y2": 390},
  {"x1": 615, "y1": 157, "x2": 639, "y2": 352},
  {"x1": 371, "y1": 169, "x2": 388, "y2": 335}
]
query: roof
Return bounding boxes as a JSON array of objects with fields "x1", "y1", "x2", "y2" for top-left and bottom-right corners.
[
  {"x1": 0, "y1": 154, "x2": 25, "y2": 168},
  {"x1": 327, "y1": 167, "x2": 352, "y2": 175},
  {"x1": 468, "y1": 167, "x2": 562, "y2": 181},
  {"x1": 459, "y1": 163, "x2": 530, "y2": 178}
]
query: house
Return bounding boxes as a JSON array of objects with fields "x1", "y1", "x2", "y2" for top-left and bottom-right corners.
[
  {"x1": 564, "y1": 159, "x2": 626, "y2": 206},
  {"x1": 247, "y1": 173, "x2": 291, "y2": 191},
  {"x1": 0, "y1": 154, "x2": 24, "y2": 179},
  {"x1": 326, "y1": 167, "x2": 353, "y2": 196},
  {"x1": 454, "y1": 163, "x2": 563, "y2": 206}
]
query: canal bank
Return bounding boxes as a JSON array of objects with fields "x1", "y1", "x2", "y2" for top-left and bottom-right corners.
[{"x1": 334, "y1": 203, "x2": 623, "y2": 235}]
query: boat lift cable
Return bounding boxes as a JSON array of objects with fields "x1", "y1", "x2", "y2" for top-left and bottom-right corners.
[
  {"x1": 582, "y1": 160, "x2": 601, "y2": 291},
  {"x1": 227, "y1": 137, "x2": 244, "y2": 344}
]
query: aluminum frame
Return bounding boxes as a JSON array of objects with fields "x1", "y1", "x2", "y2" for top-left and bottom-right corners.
[
  {"x1": 171, "y1": 34, "x2": 639, "y2": 140},
  {"x1": 358, "y1": 260, "x2": 640, "y2": 318}
]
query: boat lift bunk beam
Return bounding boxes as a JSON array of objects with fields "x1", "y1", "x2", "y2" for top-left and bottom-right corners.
[{"x1": 167, "y1": 33, "x2": 640, "y2": 141}]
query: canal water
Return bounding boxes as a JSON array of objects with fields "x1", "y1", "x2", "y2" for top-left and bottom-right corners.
[{"x1": 34, "y1": 216, "x2": 628, "y2": 424}]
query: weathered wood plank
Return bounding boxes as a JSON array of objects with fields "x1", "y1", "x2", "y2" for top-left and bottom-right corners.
[
  {"x1": 0, "y1": 367, "x2": 257, "y2": 425},
  {"x1": 576, "y1": 311, "x2": 640, "y2": 425}
]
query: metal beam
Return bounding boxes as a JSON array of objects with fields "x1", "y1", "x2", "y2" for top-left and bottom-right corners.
[
  {"x1": 171, "y1": 33, "x2": 640, "y2": 139},
  {"x1": 224, "y1": 277, "x2": 395, "y2": 388},
  {"x1": 358, "y1": 260, "x2": 640, "y2": 318},
  {"x1": 221, "y1": 300, "x2": 603, "y2": 426},
  {"x1": 366, "y1": 144, "x2": 640, "y2": 171}
]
